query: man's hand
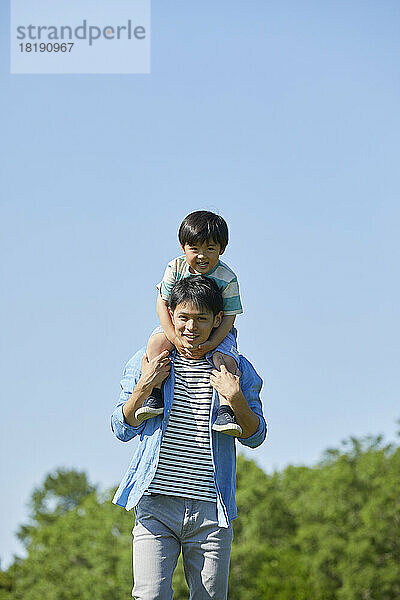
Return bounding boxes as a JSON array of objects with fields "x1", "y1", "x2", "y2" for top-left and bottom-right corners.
[
  {"x1": 139, "y1": 350, "x2": 171, "y2": 393},
  {"x1": 122, "y1": 351, "x2": 170, "y2": 427},
  {"x1": 210, "y1": 365, "x2": 241, "y2": 402}
]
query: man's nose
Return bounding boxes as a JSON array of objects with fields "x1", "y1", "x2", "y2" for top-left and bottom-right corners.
[{"x1": 186, "y1": 319, "x2": 196, "y2": 330}]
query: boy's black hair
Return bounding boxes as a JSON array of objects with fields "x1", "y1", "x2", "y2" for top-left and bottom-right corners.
[
  {"x1": 168, "y1": 276, "x2": 223, "y2": 316},
  {"x1": 178, "y1": 210, "x2": 229, "y2": 252}
]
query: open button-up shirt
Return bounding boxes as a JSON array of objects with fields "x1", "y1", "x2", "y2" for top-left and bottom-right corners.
[{"x1": 111, "y1": 348, "x2": 268, "y2": 527}]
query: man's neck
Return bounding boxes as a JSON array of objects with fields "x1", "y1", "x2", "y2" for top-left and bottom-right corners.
[{"x1": 175, "y1": 351, "x2": 207, "y2": 361}]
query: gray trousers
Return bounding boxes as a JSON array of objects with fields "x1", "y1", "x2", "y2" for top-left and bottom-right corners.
[{"x1": 132, "y1": 494, "x2": 233, "y2": 600}]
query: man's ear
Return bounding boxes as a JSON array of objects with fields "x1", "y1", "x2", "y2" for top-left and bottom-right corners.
[
  {"x1": 219, "y1": 247, "x2": 226, "y2": 256},
  {"x1": 169, "y1": 307, "x2": 175, "y2": 325},
  {"x1": 213, "y1": 311, "x2": 224, "y2": 328}
]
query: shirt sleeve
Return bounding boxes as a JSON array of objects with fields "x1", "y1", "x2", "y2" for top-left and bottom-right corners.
[
  {"x1": 110, "y1": 352, "x2": 146, "y2": 442},
  {"x1": 157, "y1": 261, "x2": 178, "y2": 301},
  {"x1": 236, "y1": 357, "x2": 268, "y2": 448},
  {"x1": 221, "y1": 277, "x2": 243, "y2": 316}
]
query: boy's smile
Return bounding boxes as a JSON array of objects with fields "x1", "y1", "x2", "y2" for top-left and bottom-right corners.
[{"x1": 182, "y1": 241, "x2": 223, "y2": 274}]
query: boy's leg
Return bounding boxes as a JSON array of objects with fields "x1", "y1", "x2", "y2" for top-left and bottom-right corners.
[
  {"x1": 146, "y1": 330, "x2": 173, "y2": 361},
  {"x1": 211, "y1": 327, "x2": 239, "y2": 381},
  {"x1": 132, "y1": 495, "x2": 182, "y2": 600},
  {"x1": 135, "y1": 331, "x2": 173, "y2": 423}
]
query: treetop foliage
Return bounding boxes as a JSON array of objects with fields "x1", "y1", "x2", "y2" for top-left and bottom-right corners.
[{"x1": 1, "y1": 432, "x2": 399, "y2": 600}]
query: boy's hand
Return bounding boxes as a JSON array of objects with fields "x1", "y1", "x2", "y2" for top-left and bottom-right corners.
[
  {"x1": 184, "y1": 340, "x2": 214, "y2": 359},
  {"x1": 194, "y1": 340, "x2": 215, "y2": 356},
  {"x1": 172, "y1": 336, "x2": 192, "y2": 358},
  {"x1": 210, "y1": 365, "x2": 241, "y2": 402}
]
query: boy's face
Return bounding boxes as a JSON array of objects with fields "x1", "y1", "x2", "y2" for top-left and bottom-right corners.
[
  {"x1": 182, "y1": 239, "x2": 223, "y2": 274},
  {"x1": 170, "y1": 301, "x2": 223, "y2": 351}
]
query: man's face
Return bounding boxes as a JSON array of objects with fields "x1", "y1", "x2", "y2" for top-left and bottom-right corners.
[{"x1": 170, "y1": 301, "x2": 223, "y2": 351}]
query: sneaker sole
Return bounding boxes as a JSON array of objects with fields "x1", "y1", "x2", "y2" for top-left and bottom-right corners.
[
  {"x1": 135, "y1": 407, "x2": 164, "y2": 423},
  {"x1": 212, "y1": 423, "x2": 243, "y2": 437}
]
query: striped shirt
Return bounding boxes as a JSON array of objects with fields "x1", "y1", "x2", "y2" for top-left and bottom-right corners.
[
  {"x1": 157, "y1": 255, "x2": 243, "y2": 316},
  {"x1": 147, "y1": 353, "x2": 217, "y2": 502}
]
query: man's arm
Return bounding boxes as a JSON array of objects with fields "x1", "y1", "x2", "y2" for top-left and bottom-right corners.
[
  {"x1": 123, "y1": 351, "x2": 170, "y2": 426},
  {"x1": 210, "y1": 365, "x2": 259, "y2": 438},
  {"x1": 210, "y1": 359, "x2": 267, "y2": 447},
  {"x1": 111, "y1": 350, "x2": 170, "y2": 440}
]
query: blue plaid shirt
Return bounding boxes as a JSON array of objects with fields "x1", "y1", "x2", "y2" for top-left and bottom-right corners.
[{"x1": 111, "y1": 348, "x2": 268, "y2": 527}]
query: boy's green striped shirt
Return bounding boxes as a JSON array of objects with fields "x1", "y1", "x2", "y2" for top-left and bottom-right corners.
[{"x1": 157, "y1": 255, "x2": 243, "y2": 316}]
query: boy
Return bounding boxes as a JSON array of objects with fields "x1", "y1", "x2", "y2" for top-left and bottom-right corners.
[{"x1": 136, "y1": 210, "x2": 243, "y2": 436}]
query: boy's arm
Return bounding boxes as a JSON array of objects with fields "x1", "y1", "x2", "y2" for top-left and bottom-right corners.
[
  {"x1": 156, "y1": 294, "x2": 176, "y2": 343},
  {"x1": 196, "y1": 315, "x2": 236, "y2": 354},
  {"x1": 156, "y1": 294, "x2": 189, "y2": 355}
]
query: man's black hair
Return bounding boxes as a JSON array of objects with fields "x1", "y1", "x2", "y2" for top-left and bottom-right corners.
[
  {"x1": 168, "y1": 276, "x2": 223, "y2": 316},
  {"x1": 178, "y1": 210, "x2": 229, "y2": 252}
]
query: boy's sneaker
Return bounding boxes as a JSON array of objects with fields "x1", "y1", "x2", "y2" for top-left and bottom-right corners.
[
  {"x1": 212, "y1": 406, "x2": 242, "y2": 437},
  {"x1": 135, "y1": 388, "x2": 164, "y2": 423}
]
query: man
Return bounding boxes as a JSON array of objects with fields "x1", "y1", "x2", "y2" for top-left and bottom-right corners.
[{"x1": 111, "y1": 276, "x2": 267, "y2": 600}]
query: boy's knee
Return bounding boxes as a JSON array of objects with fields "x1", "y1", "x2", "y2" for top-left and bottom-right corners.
[{"x1": 146, "y1": 332, "x2": 171, "y2": 358}]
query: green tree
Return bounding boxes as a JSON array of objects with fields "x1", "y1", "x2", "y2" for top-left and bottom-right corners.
[
  {"x1": 282, "y1": 435, "x2": 400, "y2": 600},
  {"x1": 12, "y1": 490, "x2": 133, "y2": 599},
  {"x1": 337, "y1": 442, "x2": 400, "y2": 599},
  {"x1": 229, "y1": 456, "x2": 308, "y2": 600},
  {"x1": 0, "y1": 567, "x2": 13, "y2": 600},
  {"x1": 2, "y1": 433, "x2": 400, "y2": 600},
  {"x1": 17, "y1": 469, "x2": 96, "y2": 548}
]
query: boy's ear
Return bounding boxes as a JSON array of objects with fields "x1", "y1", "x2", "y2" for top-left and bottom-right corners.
[
  {"x1": 219, "y1": 247, "x2": 226, "y2": 256},
  {"x1": 213, "y1": 311, "x2": 224, "y2": 328},
  {"x1": 169, "y1": 307, "x2": 175, "y2": 324}
]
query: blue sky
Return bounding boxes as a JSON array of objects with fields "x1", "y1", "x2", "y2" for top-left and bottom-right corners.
[{"x1": 1, "y1": 0, "x2": 400, "y2": 568}]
